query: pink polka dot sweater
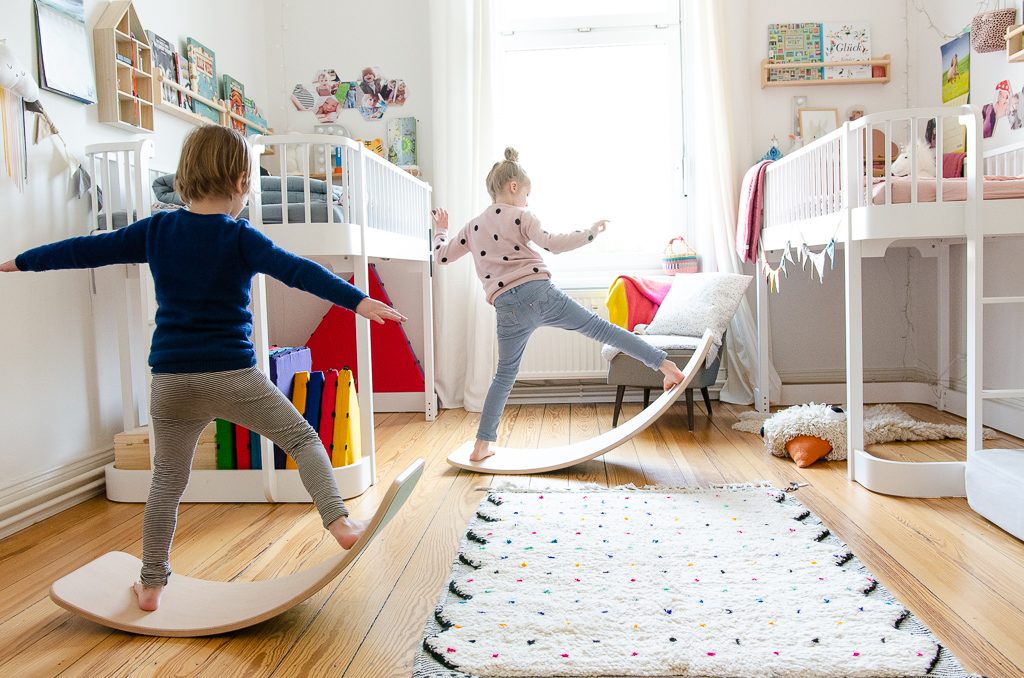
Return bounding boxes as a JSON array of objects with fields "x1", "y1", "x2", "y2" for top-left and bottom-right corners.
[{"x1": 433, "y1": 204, "x2": 602, "y2": 304}]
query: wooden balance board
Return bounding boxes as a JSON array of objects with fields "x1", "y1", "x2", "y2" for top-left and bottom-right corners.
[
  {"x1": 49, "y1": 459, "x2": 425, "y2": 637},
  {"x1": 448, "y1": 329, "x2": 715, "y2": 474}
]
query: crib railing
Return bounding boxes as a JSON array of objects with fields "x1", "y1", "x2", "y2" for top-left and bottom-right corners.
[
  {"x1": 763, "y1": 105, "x2": 982, "y2": 231},
  {"x1": 247, "y1": 134, "x2": 432, "y2": 247},
  {"x1": 361, "y1": 149, "x2": 433, "y2": 242},
  {"x1": 85, "y1": 139, "x2": 155, "y2": 231},
  {"x1": 983, "y1": 139, "x2": 1024, "y2": 175},
  {"x1": 764, "y1": 126, "x2": 844, "y2": 227}
]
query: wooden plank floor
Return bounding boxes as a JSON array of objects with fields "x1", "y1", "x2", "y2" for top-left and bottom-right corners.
[{"x1": 1, "y1": 403, "x2": 1022, "y2": 677}]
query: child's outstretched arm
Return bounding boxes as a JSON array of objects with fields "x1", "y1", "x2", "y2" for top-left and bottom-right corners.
[
  {"x1": 3, "y1": 219, "x2": 150, "y2": 272},
  {"x1": 431, "y1": 208, "x2": 470, "y2": 265},
  {"x1": 521, "y1": 213, "x2": 607, "y2": 254},
  {"x1": 239, "y1": 225, "x2": 406, "y2": 324}
]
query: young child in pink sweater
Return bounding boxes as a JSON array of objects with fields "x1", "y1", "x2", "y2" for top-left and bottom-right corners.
[{"x1": 432, "y1": 147, "x2": 684, "y2": 461}]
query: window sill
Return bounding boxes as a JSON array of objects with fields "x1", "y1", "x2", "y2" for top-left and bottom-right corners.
[{"x1": 553, "y1": 266, "x2": 668, "y2": 291}]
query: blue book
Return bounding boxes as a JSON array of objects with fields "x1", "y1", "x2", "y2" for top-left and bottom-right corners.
[
  {"x1": 304, "y1": 371, "x2": 325, "y2": 432},
  {"x1": 249, "y1": 430, "x2": 261, "y2": 470},
  {"x1": 269, "y1": 347, "x2": 312, "y2": 468},
  {"x1": 185, "y1": 37, "x2": 219, "y2": 123}
]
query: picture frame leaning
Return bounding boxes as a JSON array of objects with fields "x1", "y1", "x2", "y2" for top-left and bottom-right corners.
[{"x1": 798, "y1": 107, "x2": 840, "y2": 142}]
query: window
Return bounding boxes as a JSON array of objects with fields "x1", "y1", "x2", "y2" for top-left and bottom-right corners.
[{"x1": 496, "y1": 0, "x2": 685, "y2": 285}]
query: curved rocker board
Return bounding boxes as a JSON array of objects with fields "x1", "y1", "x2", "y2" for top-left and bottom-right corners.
[
  {"x1": 448, "y1": 329, "x2": 716, "y2": 475},
  {"x1": 48, "y1": 459, "x2": 425, "y2": 637}
]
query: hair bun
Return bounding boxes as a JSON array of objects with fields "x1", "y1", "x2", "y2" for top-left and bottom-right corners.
[{"x1": 504, "y1": 147, "x2": 519, "y2": 163}]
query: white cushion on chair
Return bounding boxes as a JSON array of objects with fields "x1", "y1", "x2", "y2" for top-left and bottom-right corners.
[
  {"x1": 644, "y1": 273, "x2": 751, "y2": 362},
  {"x1": 601, "y1": 334, "x2": 702, "y2": 362},
  {"x1": 966, "y1": 449, "x2": 1024, "y2": 541}
]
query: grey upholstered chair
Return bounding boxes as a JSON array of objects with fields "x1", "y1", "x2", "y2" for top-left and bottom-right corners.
[{"x1": 606, "y1": 332, "x2": 724, "y2": 431}]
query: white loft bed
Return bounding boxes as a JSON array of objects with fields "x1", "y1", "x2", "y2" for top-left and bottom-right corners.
[
  {"x1": 754, "y1": 106, "x2": 1024, "y2": 537},
  {"x1": 87, "y1": 135, "x2": 435, "y2": 505}
]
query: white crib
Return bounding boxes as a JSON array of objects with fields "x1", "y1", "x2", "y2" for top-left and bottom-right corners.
[
  {"x1": 88, "y1": 135, "x2": 435, "y2": 504},
  {"x1": 755, "y1": 106, "x2": 1024, "y2": 530}
]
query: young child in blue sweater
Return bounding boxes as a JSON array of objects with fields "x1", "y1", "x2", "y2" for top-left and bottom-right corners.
[{"x1": 0, "y1": 126, "x2": 405, "y2": 611}]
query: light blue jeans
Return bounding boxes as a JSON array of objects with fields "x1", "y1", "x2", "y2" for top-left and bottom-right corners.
[{"x1": 477, "y1": 280, "x2": 668, "y2": 442}]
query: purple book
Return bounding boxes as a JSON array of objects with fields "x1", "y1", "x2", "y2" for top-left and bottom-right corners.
[{"x1": 269, "y1": 347, "x2": 312, "y2": 468}]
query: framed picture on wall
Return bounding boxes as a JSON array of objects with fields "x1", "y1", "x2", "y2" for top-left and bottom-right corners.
[
  {"x1": 34, "y1": 0, "x2": 96, "y2": 103},
  {"x1": 798, "y1": 107, "x2": 840, "y2": 141}
]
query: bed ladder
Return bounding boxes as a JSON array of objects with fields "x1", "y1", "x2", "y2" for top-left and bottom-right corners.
[{"x1": 964, "y1": 126, "x2": 1024, "y2": 541}]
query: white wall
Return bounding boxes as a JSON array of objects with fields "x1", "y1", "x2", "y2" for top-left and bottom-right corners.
[
  {"x1": 258, "y1": 0, "x2": 433, "y2": 362},
  {"x1": 0, "y1": 0, "x2": 268, "y2": 519},
  {"x1": 912, "y1": 0, "x2": 1024, "y2": 396},
  {"x1": 731, "y1": 0, "x2": 940, "y2": 383}
]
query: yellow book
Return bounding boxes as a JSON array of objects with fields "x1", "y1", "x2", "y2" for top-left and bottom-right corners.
[
  {"x1": 331, "y1": 368, "x2": 361, "y2": 467},
  {"x1": 286, "y1": 371, "x2": 310, "y2": 469}
]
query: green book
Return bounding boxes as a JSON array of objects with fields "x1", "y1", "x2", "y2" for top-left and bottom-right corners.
[{"x1": 215, "y1": 418, "x2": 235, "y2": 469}]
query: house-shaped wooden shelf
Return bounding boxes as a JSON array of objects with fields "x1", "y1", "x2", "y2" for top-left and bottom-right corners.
[{"x1": 93, "y1": 0, "x2": 155, "y2": 132}]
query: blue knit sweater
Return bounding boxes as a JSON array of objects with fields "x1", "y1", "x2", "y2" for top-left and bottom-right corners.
[{"x1": 15, "y1": 210, "x2": 367, "y2": 373}]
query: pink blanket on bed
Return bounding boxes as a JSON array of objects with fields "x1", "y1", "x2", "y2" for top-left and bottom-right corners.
[
  {"x1": 737, "y1": 160, "x2": 772, "y2": 263},
  {"x1": 871, "y1": 176, "x2": 1024, "y2": 204}
]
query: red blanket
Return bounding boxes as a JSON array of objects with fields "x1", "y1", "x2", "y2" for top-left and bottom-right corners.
[
  {"x1": 942, "y1": 152, "x2": 965, "y2": 179},
  {"x1": 736, "y1": 160, "x2": 772, "y2": 263}
]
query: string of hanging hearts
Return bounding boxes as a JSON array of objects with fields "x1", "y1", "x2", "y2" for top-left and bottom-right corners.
[{"x1": 759, "y1": 239, "x2": 837, "y2": 293}]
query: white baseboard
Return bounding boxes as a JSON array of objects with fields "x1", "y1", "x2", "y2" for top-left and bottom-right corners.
[
  {"x1": 0, "y1": 448, "x2": 112, "y2": 540},
  {"x1": 373, "y1": 391, "x2": 433, "y2": 413},
  {"x1": 777, "y1": 382, "x2": 940, "y2": 408},
  {"x1": 938, "y1": 387, "x2": 1024, "y2": 441}
]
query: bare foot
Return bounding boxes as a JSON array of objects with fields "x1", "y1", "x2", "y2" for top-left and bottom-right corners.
[
  {"x1": 328, "y1": 515, "x2": 370, "y2": 549},
  {"x1": 660, "y1": 359, "x2": 685, "y2": 390},
  {"x1": 469, "y1": 440, "x2": 495, "y2": 462},
  {"x1": 132, "y1": 581, "x2": 162, "y2": 611}
]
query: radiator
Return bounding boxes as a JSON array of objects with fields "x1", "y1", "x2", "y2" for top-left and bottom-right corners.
[{"x1": 512, "y1": 289, "x2": 610, "y2": 380}]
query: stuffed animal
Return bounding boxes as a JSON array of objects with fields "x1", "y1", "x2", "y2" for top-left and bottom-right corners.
[
  {"x1": 737, "y1": 402, "x2": 987, "y2": 468},
  {"x1": 758, "y1": 403, "x2": 845, "y2": 467}
]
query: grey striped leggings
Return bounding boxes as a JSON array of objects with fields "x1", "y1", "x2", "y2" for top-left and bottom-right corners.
[{"x1": 141, "y1": 367, "x2": 348, "y2": 586}]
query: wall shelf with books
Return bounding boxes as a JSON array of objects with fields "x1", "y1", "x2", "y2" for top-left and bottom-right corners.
[
  {"x1": 761, "y1": 54, "x2": 891, "y2": 88},
  {"x1": 93, "y1": 0, "x2": 155, "y2": 132},
  {"x1": 153, "y1": 71, "x2": 224, "y2": 126}
]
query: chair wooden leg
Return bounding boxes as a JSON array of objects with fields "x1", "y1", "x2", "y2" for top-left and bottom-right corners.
[
  {"x1": 643, "y1": 388, "x2": 651, "y2": 409},
  {"x1": 701, "y1": 387, "x2": 713, "y2": 418},
  {"x1": 685, "y1": 388, "x2": 695, "y2": 431},
  {"x1": 613, "y1": 385, "x2": 625, "y2": 427}
]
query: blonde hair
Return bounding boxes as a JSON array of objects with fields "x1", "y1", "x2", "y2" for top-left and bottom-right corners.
[
  {"x1": 485, "y1": 147, "x2": 530, "y2": 201},
  {"x1": 174, "y1": 126, "x2": 252, "y2": 205}
]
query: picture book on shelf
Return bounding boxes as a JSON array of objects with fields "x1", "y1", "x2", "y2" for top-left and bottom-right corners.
[
  {"x1": 243, "y1": 96, "x2": 268, "y2": 133},
  {"x1": 186, "y1": 37, "x2": 218, "y2": 123},
  {"x1": 767, "y1": 23, "x2": 823, "y2": 81},
  {"x1": 173, "y1": 51, "x2": 192, "y2": 111},
  {"x1": 822, "y1": 23, "x2": 871, "y2": 79},
  {"x1": 146, "y1": 30, "x2": 179, "y2": 107},
  {"x1": 221, "y1": 74, "x2": 246, "y2": 132}
]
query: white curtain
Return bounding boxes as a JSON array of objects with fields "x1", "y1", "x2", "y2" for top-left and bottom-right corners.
[
  {"x1": 428, "y1": 0, "x2": 501, "y2": 411},
  {"x1": 685, "y1": 0, "x2": 781, "y2": 404}
]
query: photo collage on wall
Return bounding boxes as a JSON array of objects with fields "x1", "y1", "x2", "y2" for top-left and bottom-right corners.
[
  {"x1": 981, "y1": 78, "x2": 1024, "y2": 138},
  {"x1": 291, "y1": 66, "x2": 407, "y2": 122}
]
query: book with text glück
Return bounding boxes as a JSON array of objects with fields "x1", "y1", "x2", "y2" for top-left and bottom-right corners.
[{"x1": 822, "y1": 22, "x2": 871, "y2": 79}]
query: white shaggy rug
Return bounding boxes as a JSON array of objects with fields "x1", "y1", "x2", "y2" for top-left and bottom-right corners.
[
  {"x1": 415, "y1": 486, "x2": 975, "y2": 678},
  {"x1": 731, "y1": 404, "x2": 991, "y2": 462}
]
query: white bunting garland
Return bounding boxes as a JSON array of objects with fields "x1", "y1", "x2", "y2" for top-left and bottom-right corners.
[{"x1": 760, "y1": 238, "x2": 837, "y2": 292}]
